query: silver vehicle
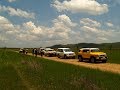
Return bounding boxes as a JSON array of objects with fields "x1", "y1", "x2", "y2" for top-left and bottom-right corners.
[
  {"x1": 19, "y1": 48, "x2": 23, "y2": 53},
  {"x1": 44, "y1": 48, "x2": 56, "y2": 57},
  {"x1": 57, "y1": 48, "x2": 76, "y2": 59}
]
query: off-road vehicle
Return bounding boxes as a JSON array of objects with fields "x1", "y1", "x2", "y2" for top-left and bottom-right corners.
[
  {"x1": 57, "y1": 48, "x2": 76, "y2": 59},
  {"x1": 44, "y1": 48, "x2": 56, "y2": 57},
  {"x1": 78, "y1": 48, "x2": 107, "y2": 63}
]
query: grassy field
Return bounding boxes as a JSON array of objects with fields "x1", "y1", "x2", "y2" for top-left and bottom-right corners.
[
  {"x1": 0, "y1": 49, "x2": 120, "y2": 90},
  {"x1": 101, "y1": 49, "x2": 120, "y2": 64}
]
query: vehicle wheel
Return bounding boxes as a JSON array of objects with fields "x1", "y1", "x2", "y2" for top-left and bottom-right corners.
[
  {"x1": 78, "y1": 56, "x2": 83, "y2": 62},
  {"x1": 90, "y1": 57, "x2": 96, "y2": 63},
  {"x1": 102, "y1": 60, "x2": 107, "y2": 63},
  {"x1": 72, "y1": 56, "x2": 75, "y2": 59},
  {"x1": 64, "y1": 55, "x2": 67, "y2": 59},
  {"x1": 57, "y1": 54, "x2": 60, "y2": 58}
]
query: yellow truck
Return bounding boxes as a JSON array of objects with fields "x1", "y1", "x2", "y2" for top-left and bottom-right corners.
[{"x1": 78, "y1": 48, "x2": 108, "y2": 63}]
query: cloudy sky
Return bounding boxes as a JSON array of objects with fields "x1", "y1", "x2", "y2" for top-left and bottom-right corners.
[{"x1": 0, "y1": 0, "x2": 120, "y2": 48}]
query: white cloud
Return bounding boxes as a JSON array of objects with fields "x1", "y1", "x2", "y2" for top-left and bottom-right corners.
[
  {"x1": 52, "y1": 0, "x2": 109, "y2": 15},
  {"x1": 8, "y1": 0, "x2": 16, "y2": 2},
  {"x1": 81, "y1": 25, "x2": 100, "y2": 33},
  {"x1": 106, "y1": 22, "x2": 114, "y2": 27},
  {"x1": 0, "y1": 15, "x2": 120, "y2": 47},
  {"x1": 0, "y1": 14, "x2": 78, "y2": 47},
  {"x1": 52, "y1": 14, "x2": 77, "y2": 32},
  {"x1": 0, "y1": 16, "x2": 19, "y2": 47},
  {"x1": 79, "y1": 18, "x2": 110, "y2": 43},
  {"x1": 80, "y1": 18, "x2": 101, "y2": 28},
  {"x1": 0, "y1": 16, "x2": 15, "y2": 32},
  {"x1": 80, "y1": 25, "x2": 111, "y2": 43},
  {"x1": 0, "y1": 5, "x2": 35, "y2": 19},
  {"x1": 23, "y1": 21, "x2": 44, "y2": 35},
  {"x1": 15, "y1": 14, "x2": 76, "y2": 43},
  {"x1": 49, "y1": 14, "x2": 77, "y2": 40},
  {"x1": 79, "y1": 18, "x2": 120, "y2": 43}
]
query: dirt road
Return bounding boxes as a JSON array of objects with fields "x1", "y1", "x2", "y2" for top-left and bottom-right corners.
[{"x1": 28, "y1": 53, "x2": 120, "y2": 74}]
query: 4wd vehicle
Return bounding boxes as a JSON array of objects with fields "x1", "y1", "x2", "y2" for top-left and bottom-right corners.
[
  {"x1": 57, "y1": 48, "x2": 76, "y2": 59},
  {"x1": 44, "y1": 48, "x2": 56, "y2": 57},
  {"x1": 78, "y1": 48, "x2": 108, "y2": 63},
  {"x1": 19, "y1": 48, "x2": 23, "y2": 53}
]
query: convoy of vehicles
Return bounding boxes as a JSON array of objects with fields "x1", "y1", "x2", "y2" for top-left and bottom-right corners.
[{"x1": 19, "y1": 47, "x2": 108, "y2": 63}]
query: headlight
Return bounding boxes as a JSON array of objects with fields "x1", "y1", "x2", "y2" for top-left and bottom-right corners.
[
  {"x1": 96, "y1": 56, "x2": 100, "y2": 59},
  {"x1": 65, "y1": 54, "x2": 69, "y2": 56},
  {"x1": 94, "y1": 55, "x2": 100, "y2": 59},
  {"x1": 73, "y1": 53, "x2": 76, "y2": 55}
]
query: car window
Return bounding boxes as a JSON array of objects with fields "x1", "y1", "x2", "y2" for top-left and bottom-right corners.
[
  {"x1": 79, "y1": 49, "x2": 81, "y2": 52},
  {"x1": 57, "y1": 49, "x2": 60, "y2": 52},
  {"x1": 83, "y1": 49, "x2": 89, "y2": 53},
  {"x1": 64, "y1": 49, "x2": 71, "y2": 52},
  {"x1": 48, "y1": 50, "x2": 54, "y2": 51},
  {"x1": 58, "y1": 49, "x2": 63, "y2": 52},
  {"x1": 91, "y1": 49, "x2": 99, "y2": 52}
]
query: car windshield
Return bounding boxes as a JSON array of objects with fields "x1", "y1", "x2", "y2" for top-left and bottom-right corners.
[
  {"x1": 64, "y1": 49, "x2": 71, "y2": 52},
  {"x1": 48, "y1": 50, "x2": 54, "y2": 51},
  {"x1": 91, "y1": 49, "x2": 99, "y2": 52}
]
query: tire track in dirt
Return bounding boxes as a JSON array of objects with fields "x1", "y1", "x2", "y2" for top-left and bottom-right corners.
[{"x1": 28, "y1": 53, "x2": 120, "y2": 74}]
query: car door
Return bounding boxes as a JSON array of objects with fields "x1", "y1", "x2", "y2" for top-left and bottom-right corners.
[
  {"x1": 59, "y1": 49, "x2": 64, "y2": 58},
  {"x1": 56, "y1": 49, "x2": 60, "y2": 56},
  {"x1": 82, "y1": 49, "x2": 90, "y2": 59}
]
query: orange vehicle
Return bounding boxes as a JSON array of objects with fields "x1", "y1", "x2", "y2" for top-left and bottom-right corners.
[{"x1": 78, "y1": 48, "x2": 108, "y2": 63}]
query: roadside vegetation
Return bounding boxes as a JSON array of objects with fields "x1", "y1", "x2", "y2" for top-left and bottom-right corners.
[
  {"x1": 0, "y1": 49, "x2": 120, "y2": 90},
  {"x1": 101, "y1": 49, "x2": 120, "y2": 64}
]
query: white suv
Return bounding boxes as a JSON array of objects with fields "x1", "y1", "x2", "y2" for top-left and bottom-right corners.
[
  {"x1": 57, "y1": 48, "x2": 76, "y2": 59},
  {"x1": 44, "y1": 48, "x2": 56, "y2": 57}
]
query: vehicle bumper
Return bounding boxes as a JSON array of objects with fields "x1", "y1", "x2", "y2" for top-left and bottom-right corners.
[
  {"x1": 96, "y1": 56, "x2": 108, "y2": 61},
  {"x1": 66, "y1": 55, "x2": 76, "y2": 58},
  {"x1": 48, "y1": 53, "x2": 56, "y2": 56}
]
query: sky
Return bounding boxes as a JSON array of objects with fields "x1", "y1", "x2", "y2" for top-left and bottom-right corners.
[{"x1": 0, "y1": 0, "x2": 120, "y2": 48}]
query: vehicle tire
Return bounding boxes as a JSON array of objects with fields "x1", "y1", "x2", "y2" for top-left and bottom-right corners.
[
  {"x1": 57, "y1": 54, "x2": 60, "y2": 58},
  {"x1": 78, "y1": 56, "x2": 83, "y2": 62},
  {"x1": 64, "y1": 55, "x2": 67, "y2": 59},
  {"x1": 72, "y1": 56, "x2": 75, "y2": 59},
  {"x1": 90, "y1": 57, "x2": 96, "y2": 63},
  {"x1": 102, "y1": 60, "x2": 107, "y2": 63}
]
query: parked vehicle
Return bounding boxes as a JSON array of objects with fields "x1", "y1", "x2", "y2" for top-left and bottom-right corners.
[
  {"x1": 57, "y1": 48, "x2": 76, "y2": 59},
  {"x1": 44, "y1": 48, "x2": 56, "y2": 57},
  {"x1": 78, "y1": 48, "x2": 108, "y2": 63},
  {"x1": 19, "y1": 48, "x2": 23, "y2": 53},
  {"x1": 38, "y1": 48, "x2": 45, "y2": 55},
  {"x1": 19, "y1": 48, "x2": 28, "y2": 54}
]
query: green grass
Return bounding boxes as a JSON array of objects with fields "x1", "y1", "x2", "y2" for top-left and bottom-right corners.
[
  {"x1": 0, "y1": 49, "x2": 120, "y2": 90},
  {"x1": 101, "y1": 49, "x2": 120, "y2": 64}
]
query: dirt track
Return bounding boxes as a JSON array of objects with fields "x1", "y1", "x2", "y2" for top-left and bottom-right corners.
[{"x1": 28, "y1": 53, "x2": 120, "y2": 74}]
